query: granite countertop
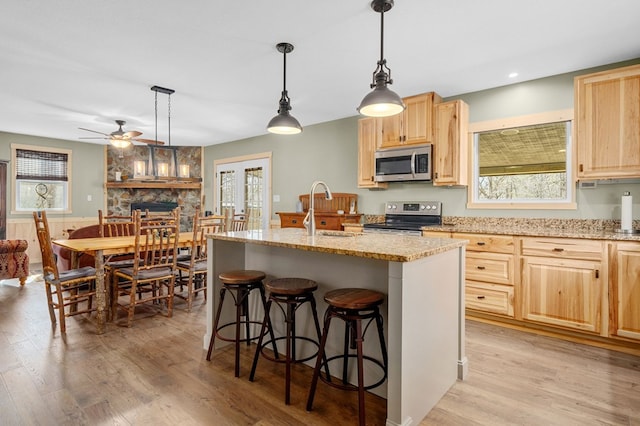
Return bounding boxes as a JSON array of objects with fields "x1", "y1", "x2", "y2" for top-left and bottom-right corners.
[
  {"x1": 352, "y1": 216, "x2": 640, "y2": 241},
  {"x1": 208, "y1": 227, "x2": 466, "y2": 262}
]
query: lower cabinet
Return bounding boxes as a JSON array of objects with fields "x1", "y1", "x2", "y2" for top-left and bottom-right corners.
[
  {"x1": 453, "y1": 232, "x2": 516, "y2": 319},
  {"x1": 609, "y1": 242, "x2": 640, "y2": 341},
  {"x1": 520, "y1": 237, "x2": 604, "y2": 334}
]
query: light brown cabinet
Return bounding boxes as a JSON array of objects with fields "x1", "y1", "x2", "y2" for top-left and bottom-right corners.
[
  {"x1": 453, "y1": 232, "x2": 515, "y2": 317},
  {"x1": 608, "y1": 242, "x2": 640, "y2": 341},
  {"x1": 433, "y1": 99, "x2": 469, "y2": 186},
  {"x1": 357, "y1": 117, "x2": 388, "y2": 189},
  {"x1": 575, "y1": 63, "x2": 640, "y2": 179},
  {"x1": 520, "y1": 237, "x2": 604, "y2": 333},
  {"x1": 378, "y1": 92, "x2": 442, "y2": 149}
]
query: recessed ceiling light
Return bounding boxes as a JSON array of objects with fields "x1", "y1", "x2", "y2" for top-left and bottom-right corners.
[{"x1": 508, "y1": 72, "x2": 519, "y2": 78}]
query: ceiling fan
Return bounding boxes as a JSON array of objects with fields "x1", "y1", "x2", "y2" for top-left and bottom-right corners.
[{"x1": 78, "y1": 120, "x2": 165, "y2": 146}]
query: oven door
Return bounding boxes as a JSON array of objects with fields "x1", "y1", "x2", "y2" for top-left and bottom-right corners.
[{"x1": 374, "y1": 146, "x2": 431, "y2": 182}]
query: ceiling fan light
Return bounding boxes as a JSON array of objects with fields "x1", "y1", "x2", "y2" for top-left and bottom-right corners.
[
  {"x1": 357, "y1": 85, "x2": 405, "y2": 117},
  {"x1": 267, "y1": 111, "x2": 302, "y2": 135},
  {"x1": 109, "y1": 139, "x2": 131, "y2": 149}
]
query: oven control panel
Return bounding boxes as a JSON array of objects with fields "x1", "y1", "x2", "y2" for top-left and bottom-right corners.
[{"x1": 384, "y1": 201, "x2": 441, "y2": 216}]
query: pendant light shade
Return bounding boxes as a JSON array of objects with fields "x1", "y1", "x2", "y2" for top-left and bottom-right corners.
[
  {"x1": 357, "y1": 0, "x2": 405, "y2": 118},
  {"x1": 268, "y1": 42, "x2": 302, "y2": 135}
]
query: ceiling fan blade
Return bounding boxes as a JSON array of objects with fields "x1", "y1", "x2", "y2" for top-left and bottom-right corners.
[
  {"x1": 79, "y1": 137, "x2": 108, "y2": 140},
  {"x1": 123, "y1": 131, "x2": 142, "y2": 138},
  {"x1": 79, "y1": 127, "x2": 110, "y2": 136},
  {"x1": 133, "y1": 138, "x2": 165, "y2": 145}
]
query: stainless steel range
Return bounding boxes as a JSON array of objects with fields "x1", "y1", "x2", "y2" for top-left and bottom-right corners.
[{"x1": 363, "y1": 201, "x2": 442, "y2": 236}]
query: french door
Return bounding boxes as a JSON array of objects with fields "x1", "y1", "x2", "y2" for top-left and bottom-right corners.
[{"x1": 214, "y1": 156, "x2": 270, "y2": 230}]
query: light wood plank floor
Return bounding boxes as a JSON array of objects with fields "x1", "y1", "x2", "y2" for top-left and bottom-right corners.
[{"x1": 1, "y1": 274, "x2": 639, "y2": 425}]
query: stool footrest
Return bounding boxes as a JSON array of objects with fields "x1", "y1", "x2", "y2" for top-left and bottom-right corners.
[
  {"x1": 258, "y1": 335, "x2": 320, "y2": 364},
  {"x1": 318, "y1": 354, "x2": 387, "y2": 391}
]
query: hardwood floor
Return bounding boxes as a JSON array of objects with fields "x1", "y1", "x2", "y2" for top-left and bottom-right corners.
[{"x1": 1, "y1": 274, "x2": 639, "y2": 425}]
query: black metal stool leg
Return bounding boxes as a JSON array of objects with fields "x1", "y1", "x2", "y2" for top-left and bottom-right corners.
[
  {"x1": 355, "y1": 318, "x2": 366, "y2": 426},
  {"x1": 206, "y1": 287, "x2": 227, "y2": 361},
  {"x1": 285, "y1": 301, "x2": 294, "y2": 404},
  {"x1": 306, "y1": 309, "x2": 333, "y2": 411},
  {"x1": 249, "y1": 298, "x2": 273, "y2": 381}
]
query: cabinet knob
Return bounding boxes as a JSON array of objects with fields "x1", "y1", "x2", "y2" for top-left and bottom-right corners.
[
  {"x1": 320, "y1": 220, "x2": 327, "y2": 225},
  {"x1": 292, "y1": 219, "x2": 297, "y2": 224}
]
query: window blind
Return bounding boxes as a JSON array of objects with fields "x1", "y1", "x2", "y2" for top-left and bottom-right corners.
[{"x1": 16, "y1": 149, "x2": 68, "y2": 181}]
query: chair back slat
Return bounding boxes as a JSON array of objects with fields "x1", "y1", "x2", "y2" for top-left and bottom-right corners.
[
  {"x1": 191, "y1": 209, "x2": 224, "y2": 261},
  {"x1": 131, "y1": 208, "x2": 180, "y2": 274},
  {"x1": 98, "y1": 210, "x2": 136, "y2": 237},
  {"x1": 32, "y1": 210, "x2": 60, "y2": 280}
]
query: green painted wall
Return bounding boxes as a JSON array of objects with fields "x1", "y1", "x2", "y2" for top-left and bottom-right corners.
[
  {"x1": 205, "y1": 58, "x2": 640, "y2": 221},
  {"x1": 1, "y1": 132, "x2": 105, "y2": 219}
]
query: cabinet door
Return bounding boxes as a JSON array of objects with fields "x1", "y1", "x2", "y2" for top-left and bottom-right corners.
[
  {"x1": 609, "y1": 242, "x2": 640, "y2": 341},
  {"x1": 357, "y1": 118, "x2": 387, "y2": 189},
  {"x1": 433, "y1": 100, "x2": 469, "y2": 186},
  {"x1": 521, "y1": 256, "x2": 602, "y2": 333},
  {"x1": 403, "y1": 93, "x2": 439, "y2": 146},
  {"x1": 575, "y1": 64, "x2": 640, "y2": 179},
  {"x1": 379, "y1": 114, "x2": 403, "y2": 148}
]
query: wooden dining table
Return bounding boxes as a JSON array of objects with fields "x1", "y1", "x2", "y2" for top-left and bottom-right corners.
[{"x1": 52, "y1": 232, "x2": 195, "y2": 334}]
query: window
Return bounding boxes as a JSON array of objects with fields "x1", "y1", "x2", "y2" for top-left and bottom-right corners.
[
  {"x1": 468, "y1": 110, "x2": 576, "y2": 210},
  {"x1": 12, "y1": 144, "x2": 71, "y2": 212}
]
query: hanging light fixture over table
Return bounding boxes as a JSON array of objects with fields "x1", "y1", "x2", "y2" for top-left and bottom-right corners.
[
  {"x1": 357, "y1": 0, "x2": 405, "y2": 117},
  {"x1": 267, "y1": 42, "x2": 302, "y2": 135}
]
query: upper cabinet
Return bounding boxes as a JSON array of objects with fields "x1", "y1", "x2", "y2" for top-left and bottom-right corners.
[
  {"x1": 357, "y1": 117, "x2": 388, "y2": 189},
  {"x1": 575, "y1": 64, "x2": 640, "y2": 179},
  {"x1": 433, "y1": 99, "x2": 469, "y2": 186},
  {"x1": 379, "y1": 92, "x2": 442, "y2": 149}
]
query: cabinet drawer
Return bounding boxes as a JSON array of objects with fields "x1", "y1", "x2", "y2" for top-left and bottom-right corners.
[
  {"x1": 520, "y1": 237, "x2": 603, "y2": 260},
  {"x1": 465, "y1": 282, "x2": 514, "y2": 317},
  {"x1": 279, "y1": 215, "x2": 304, "y2": 228},
  {"x1": 422, "y1": 230, "x2": 451, "y2": 238},
  {"x1": 315, "y1": 217, "x2": 342, "y2": 230},
  {"x1": 465, "y1": 252, "x2": 514, "y2": 285},
  {"x1": 453, "y1": 233, "x2": 514, "y2": 254}
]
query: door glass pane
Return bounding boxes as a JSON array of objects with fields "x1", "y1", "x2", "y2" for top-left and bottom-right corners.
[
  {"x1": 244, "y1": 167, "x2": 263, "y2": 230},
  {"x1": 219, "y1": 170, "x2": 235, "y2": 218}
]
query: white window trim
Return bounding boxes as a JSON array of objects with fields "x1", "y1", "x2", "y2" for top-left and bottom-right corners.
[
  {"x1": 11, "y1": 143, "x2": 73, "y2": 214},
  {"x1": 467, "y1": 109, "x2": 577, "y2": 210}
]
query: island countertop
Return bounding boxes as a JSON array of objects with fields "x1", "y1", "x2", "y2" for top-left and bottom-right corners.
[{"x1": 208, "y1": 227, "x2": 466, "y2": 263}]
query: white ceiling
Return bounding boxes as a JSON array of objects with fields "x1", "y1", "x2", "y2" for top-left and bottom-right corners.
[{"x1": 2, "y1": 0, "x2": 639, "y2": 147}]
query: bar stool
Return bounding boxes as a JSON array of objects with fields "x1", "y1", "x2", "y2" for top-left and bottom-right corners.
[
  {"x1": 306, "y1": 288, "x2": 388, "y2": 426},
  {"x1": 249, "y1": 277, "x2": 326, "y2": 405},
  {"x1": 206, "y1": 270, "x2": 276, "y2": 377}
]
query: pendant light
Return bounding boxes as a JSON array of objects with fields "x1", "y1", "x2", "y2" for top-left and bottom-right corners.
[
  {"x1": 357, "y1": 0, "x2": 405, "y2": 117},
  {"x1": 267, "y1": 42, "x2": 302, "y2": 135}
]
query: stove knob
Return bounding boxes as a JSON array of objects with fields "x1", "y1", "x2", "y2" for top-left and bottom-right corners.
[{"x1": 421, "y1": 205, "x2": 427, "y2": 210}]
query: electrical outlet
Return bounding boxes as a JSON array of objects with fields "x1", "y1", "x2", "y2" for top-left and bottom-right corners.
[
  {"x1": 87, "y1": 194, "x2": 92, "y2": 201},
  {"x1": 273, "y1": 194, "x2": 280, "y2": 202}
]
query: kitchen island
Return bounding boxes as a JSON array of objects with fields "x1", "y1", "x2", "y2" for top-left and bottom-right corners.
[{"x1": 205, "y1": 228, "x2": 467, "y2": 426}]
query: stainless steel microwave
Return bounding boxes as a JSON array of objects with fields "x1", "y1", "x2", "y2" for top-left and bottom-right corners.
[{"x1": 374, "y1": 145, "x2": 432, "y2": 182}]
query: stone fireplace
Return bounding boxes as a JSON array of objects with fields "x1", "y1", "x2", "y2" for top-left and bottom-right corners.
[{"x1": 105, "y1": 145, "x2": 202, "y2": 231}]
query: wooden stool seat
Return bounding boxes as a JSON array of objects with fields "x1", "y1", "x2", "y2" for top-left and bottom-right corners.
[
  {"x1": 206, "y1": 269, "x2": 275, "y2": 378},
  {"x1": 250, "y1": 277, "x2": 325, "y2": 405},
  {"x1": 323, "y1": 288, "x2": 385, "y2": 310},
  {"x1": 307, "y1": 288, "x2": 388, "y2": 426},
  {"x1": 265, "y1": 277, "x2": 318, "y2": 295},
  {"x1": 219, "y1": 270, "x2": 266, "y2": 285}
]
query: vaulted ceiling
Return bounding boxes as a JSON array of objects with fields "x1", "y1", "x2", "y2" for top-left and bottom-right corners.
[{"x1": 2, "y1": 0, "x2": 639, "y2": 146}]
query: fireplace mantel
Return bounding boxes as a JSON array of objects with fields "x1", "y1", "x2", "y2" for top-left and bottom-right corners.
[{"x1": 105, "y1": 179, "x2": 201, "y2": 190}]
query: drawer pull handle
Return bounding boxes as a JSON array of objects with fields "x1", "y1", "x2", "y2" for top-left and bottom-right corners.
[
  {"x1": 476, "y1": 266, "x2": 486, "y2": 270},
  {"x1": 292, "y1": 219, "x2": 297, "y2": 224},
  {"x1": 477, "y1": 295, "x2": 485, "y2": 300},
  {"x1": 476, "y1": 242, "x2": 486, "y2": 246},
  {"x1": 552, "y1": 248, "x2": 564, "y2": 252},
  {"x1": 320, "y1": 220, "x2": 327, "y2": 225}
]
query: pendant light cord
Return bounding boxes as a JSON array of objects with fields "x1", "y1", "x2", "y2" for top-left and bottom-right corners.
[
  {"x1": 379, "y1": 6, "x2": 385, "y2": 64},
  {"x1": 154, "y1": 89, "x2": 158, "y2": 145},
  {"x1": 168, "y1": 93, "x2": 171, "y2": 146}
]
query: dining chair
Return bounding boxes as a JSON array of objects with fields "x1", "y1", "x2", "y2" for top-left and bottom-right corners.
[
  {"x1": 230, "y1": 216, "x2": 247, "y2": 232},
  {"x1": 111, "y1": 208, "x2": 180, "y2": 327},
  {"x1": 98, "y1": 210, "x2": 136, "y2": 237},
  {"x1": 33, "y1": 211, "x2": 98, "y2": 333},
  {"x1": 176, "y1": 208, "x2": 225, "y2": 311}
]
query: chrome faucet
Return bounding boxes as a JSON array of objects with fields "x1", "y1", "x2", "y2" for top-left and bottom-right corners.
[{"x1": 303, "y1": 180, "x2": 333, "y2": 236}]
